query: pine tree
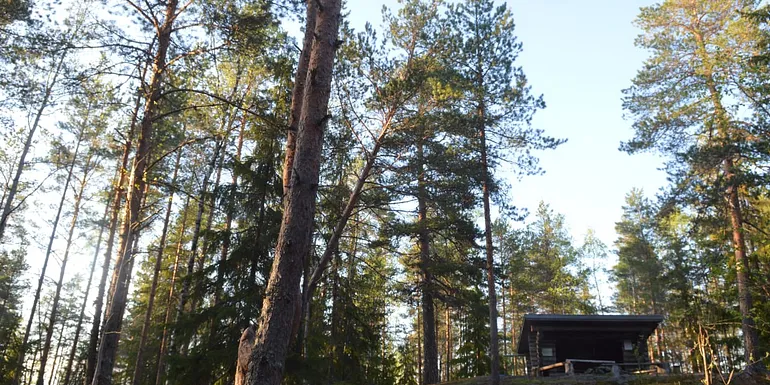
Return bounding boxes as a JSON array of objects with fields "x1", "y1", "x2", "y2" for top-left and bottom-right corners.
[
  {"x1": 443, "y1": 1, "x2": 561, "y2": 380},
  {"x1": 622, "y1": 0, "x2": 764, "y2": 362}
]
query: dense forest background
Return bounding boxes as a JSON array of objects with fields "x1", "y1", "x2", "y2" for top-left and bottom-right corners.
[{"x1": 1, "y1": 0, "x2": 770, "y2": 384}]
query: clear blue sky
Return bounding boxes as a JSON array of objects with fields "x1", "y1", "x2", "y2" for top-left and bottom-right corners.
[
  {"x1": 501, "y1": 0, "x2": 669, "y2": 248},
  {"x1": 342, "y1": 0, "x2": 669, "y2": 253}
]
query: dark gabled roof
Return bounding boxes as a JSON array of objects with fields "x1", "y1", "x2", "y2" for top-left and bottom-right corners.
[{"x1": 516, "y1": 314, "x2": 663, "y2": 355}]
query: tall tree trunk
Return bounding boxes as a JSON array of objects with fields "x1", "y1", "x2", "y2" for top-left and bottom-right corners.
[
  {"x1": 25, "y1": 313, "x2": 44, "y2": 385},
  {"x1": 283, "y1": 0, "x2": 315, "y2": 354},
  {"x1": 155, "y1": 195, "x2": 191, "y2": 385},
  {"x1": 328, "y1": 249, "x2": 342, "y2": 382},
  {"x1": 725, "y1": 157, "x2": 760, "y2": 363},
  {"x1": 327, "y1": 157, "x2": 347, "y2": 380},
  {"x1": 478, "y1": 84, "x2": 500, "y2": 385},
  {"x1": 62, "y1": 197, "x2": 110, "y2": 385},
  {"x1": 131, "y1": 150, "x2": 181, "y2": 385},
  {"x1": 173, "y1": 139, "x2": 222, "y2": 355},
  {"x1": 36, "y1": 134, "x2": 87, "y2": 385},
  {"x1": 245, "y1": 0, "x2": 341, "y2": 381},
  {"x1": 417, "y1": 138, "x2": 439, "y2": 385},
  {"x1": 501, "y1": 278, "x2": 506, "y2": 373},
  {"x1": 15, "y1": 128, "x2": 81, "y2": 385},
  {"x1": 417, "y1": 306, "x2": 422, "y2": 385},
  {"x1": 47, "y1": 321, "x2": 67, "y2": 385},
  {"x1": 207, "y1": 84, "x2": 253, "y2": 369},
  {"x1": 445, "y1": 308, "x2": 451, "y2": 382},
  {"x1": 694, "y1": 29, "x2": 760, "y2": 366},
  {"x1": 91, "y1": 0, "x2": 178, "y2": 382},
  {"x1": 85, "y1": 83, "x2": 143, "y2": 385}
]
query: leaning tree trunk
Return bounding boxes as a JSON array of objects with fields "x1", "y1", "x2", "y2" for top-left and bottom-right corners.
[
  {"x1": 245, "y1": 0, "x2": 342, "y2": 381},
  {"x1": 131, "y1": 150, "x2": 181, "y2": 385},
  {"x1": 36, "y1": 135, "x2": 88, "y2": 385},
  {"x1": 281, "y1": 0, "x2": 315, "y2": 351},
  {"x1": 300, "y1": 124, "x2": 389, "y2": 333},
  {"x1": 90, "y1": 0, "x2": 177, "y2": 383},
  {"x1": 0, "y1": 42, "x2": 69, "y2": 245},
  {"x1": 84, "y1": 82, "x2": 143, "y2": 385},
  {"x1": 15, "y1": 127, "x2": 81, "y2": 385}
]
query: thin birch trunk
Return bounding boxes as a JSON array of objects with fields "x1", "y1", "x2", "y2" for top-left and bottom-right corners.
[
  {"x1": 155, "y1": 195, "x2": 191, "y2": 385},
  {"x1": 47, "y1": 321, "x2": 66, "y2": 385},
  {"x1": 172, "y1": 139, "x2": 222, "y2": 356},
  {"x1": 37, "y1": 135, "x2": 88, "y2": 385},
  {"x1": 62, "y1": 198, "x2": 110, "y2": 385},
  {"x1": 131, "y1": 150, "x2": 181, "y2": 385},
  {"x1": 16, "y1": 130, "x2": 82, "y2": 385}
]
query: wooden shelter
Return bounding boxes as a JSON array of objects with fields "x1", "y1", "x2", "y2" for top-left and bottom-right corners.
[{"x1": 516, "y1": 314, "x2": 664, "y2": 376}]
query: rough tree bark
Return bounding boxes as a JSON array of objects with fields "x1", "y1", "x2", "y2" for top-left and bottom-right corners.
[
  {"x1": 235, "y1": 325, "x2": 256, "y2": 385},
  {"x1": 90, "y1": 0, "x2": 178, "y2": 382},
  {"x1": 725, "y1": 157, "x2": 760, "y2": 363},
  {"x1": 245, "y1": 0, "x2": 342, "y2": 382},
  {"x1": 281, "y1": 0, "x2": 315, "y2": 352},
  {"x1": 281, "y1": 0, "x2": 317, "y2": 198}
]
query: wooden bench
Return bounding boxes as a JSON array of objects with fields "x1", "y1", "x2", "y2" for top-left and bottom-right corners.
[{"x1": 539, "y1": 360, "x2": 669, "y2": 377}]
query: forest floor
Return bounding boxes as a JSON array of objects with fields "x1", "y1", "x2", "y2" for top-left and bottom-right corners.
[{"x1": 439, "y1": 373, "x2": 767, "y2": 385}]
